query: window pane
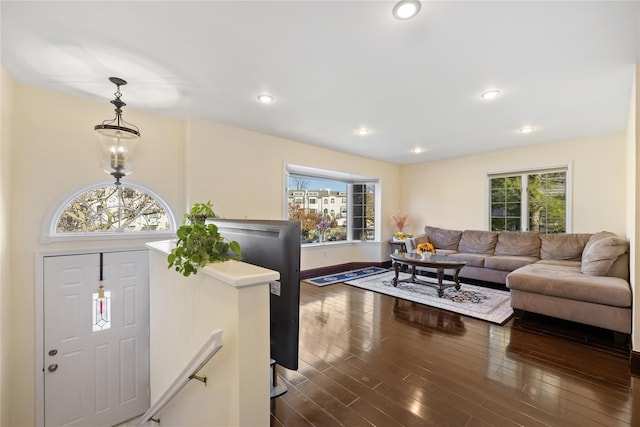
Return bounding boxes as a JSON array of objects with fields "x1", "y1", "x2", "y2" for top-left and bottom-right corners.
[
  {"x1": 57, "y1": 186, "x2": 170, "y2": 233},
  {"x1": 352, "y1": 184, "x2": 375, "y2": 241},
  {"x1": 528, "y1": 172, "x2": 566, "y2": 233},
  {"x1": 489, "y1": 176, "x2": 521, "y2": 232},
  {"x1": 506, "y1": 203, "x2": 520, "y2": 216},
  {"x1": 287, "y1": 172, "x2": 377, "y2": 243},
  {"x1": 505, "y1": 177, "x2": 522, "y2": 202},
  {"x1": 491, "y1": 218, "x2": 505, "y2": 231},
  {"x1": 491, "y1": 204, "x2": 505, "y2": 217},
  {"x1": 506, "y1": 218, "x2": 521, "y2": 231},
  {"x1": 491, "y1": 189, "x2": 505, "y2": 203},
  {"x1": 287, "y1": 176, "x2": 347, "y2": 244}
]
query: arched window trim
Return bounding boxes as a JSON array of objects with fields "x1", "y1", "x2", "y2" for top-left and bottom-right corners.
[{"x1": 41, "y1": 180, "x2": 177, "y2": 244}]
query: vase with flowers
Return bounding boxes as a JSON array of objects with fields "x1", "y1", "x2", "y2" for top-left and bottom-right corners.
[
  {"x1": 390, "y1": 211, "x2": 412, "y2": 241},
  {"x1": 316, "y1": 219, "x2": 330, "y2": 242},
  {"x1": 417, "y1": 242, "x2": 436, "y2": 259}
]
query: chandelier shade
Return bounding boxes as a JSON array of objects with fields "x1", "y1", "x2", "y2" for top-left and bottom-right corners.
[{"x1": 95, "y1": 77, "x2": 140, "y2": 185}]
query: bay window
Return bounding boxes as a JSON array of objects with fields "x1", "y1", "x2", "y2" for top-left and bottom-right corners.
[{"x1": 286, "y1": 165, "x2": 379, "y2": 244}]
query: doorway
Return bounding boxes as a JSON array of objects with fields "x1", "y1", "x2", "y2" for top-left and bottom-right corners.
[{"x1": 41, "y1": 250, "x2": 149, "y2": 426}]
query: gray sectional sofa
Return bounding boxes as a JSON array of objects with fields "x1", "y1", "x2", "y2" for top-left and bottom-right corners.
[{"x1": 404, "y1": 226, "x2": 632, "y2": 334}]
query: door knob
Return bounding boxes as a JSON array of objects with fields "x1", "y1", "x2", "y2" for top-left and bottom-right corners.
[
  {"x1": 48, "y1": 349, "x2": 58, "y2": 356},
  {"x1": 48, "y1": 364, "x2": 58, "y2": 372}
]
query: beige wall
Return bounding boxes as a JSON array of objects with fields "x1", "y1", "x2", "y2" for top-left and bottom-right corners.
[
  {"x1": 400, "y1": 134, "x2": 627, "y2": 236},
  {"x1": 0, "y1": 65, "x2": 13, "y2": 427},
  {"x1": 2, "y1": 75, "x2": 636, "y2": 423},
  {"x1": 6, "y1": 82, "x2": 185, "y2": 426},
  {"x1": 2, "y1": 83, "x2": 400, "y2": 425},
  {"x1": 186, "y1": 117, "x2": 401, "y2": 271},
  {"x1": 630, "y1": 65, "x2": 639, "y2": 352}
]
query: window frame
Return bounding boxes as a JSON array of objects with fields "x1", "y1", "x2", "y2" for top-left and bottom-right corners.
[
  {"x1": 285, "y1": 164, "x2": 381, "y2": 244},
  {"x1": 486, "y1": 163, "x2": 572, "y2": 233},
  {"x1": 41, "y1": 181, "x2": 177, "y2": 243}
]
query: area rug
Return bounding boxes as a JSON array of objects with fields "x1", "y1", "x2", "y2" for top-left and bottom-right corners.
[
  {"x1": 305, "y1": 266, "x2": 388, "y2": 286},
  {"x1": 344, "y1": 271, "x2": 513, "y2": 324}
]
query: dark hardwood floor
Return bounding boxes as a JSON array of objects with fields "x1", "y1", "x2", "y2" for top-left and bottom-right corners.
[{"x1": 270, "y1": 281, "x2": 639, "y2": 426}]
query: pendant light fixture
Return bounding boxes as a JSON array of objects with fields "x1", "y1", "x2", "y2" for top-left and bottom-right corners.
[{"x1": 95, "y1": 77, "x2": 140, "y2": 186}]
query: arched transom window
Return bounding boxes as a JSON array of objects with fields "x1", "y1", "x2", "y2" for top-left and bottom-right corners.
[{"x1": 43, "y1": 183, "x2": 176, "y2": 242}]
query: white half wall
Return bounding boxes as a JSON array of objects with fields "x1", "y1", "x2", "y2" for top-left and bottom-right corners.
[{"x1": 147, "y1": 242, "x2": 275, "y2": 426}]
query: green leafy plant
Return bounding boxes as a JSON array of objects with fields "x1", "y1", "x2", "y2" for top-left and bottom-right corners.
[{"x1": 168, "y1": 201, "x2": 241, "y2": 277}]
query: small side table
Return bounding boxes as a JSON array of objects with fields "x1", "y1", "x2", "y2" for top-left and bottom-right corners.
[{"x1": 389, "y1": 239, "x2": 407, "y2": 255}]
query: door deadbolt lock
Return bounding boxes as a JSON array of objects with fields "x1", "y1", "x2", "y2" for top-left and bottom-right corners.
[
  {"x1": 48, "y1": 349, "x2": 58, "y2": 356},
  {"x1": 48, "y1": 364, "x2": 58, "y2": 373}
]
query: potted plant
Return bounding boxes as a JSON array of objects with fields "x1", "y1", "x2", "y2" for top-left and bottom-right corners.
[{"x1": 167, "y1": 201, "x2": 241, "y2": 277}]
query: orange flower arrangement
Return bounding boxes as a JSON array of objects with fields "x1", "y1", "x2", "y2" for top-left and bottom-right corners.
[{"x1": 417, "y1": 242, "x2": 436, "y2": 254}]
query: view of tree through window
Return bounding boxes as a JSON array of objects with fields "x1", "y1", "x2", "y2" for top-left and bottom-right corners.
[
  {"x1": 287, "y1": 174, "x2": 377, "y2": 244},
  {"x1": 56, "y1": 185, "x2": 170, "y2": 233},
  {"x1": 352, "y1": 184, "x2": 376, "y2": 240},
  {"x1": 490, "y1": 169, "x2": 567, "y2": 233}
]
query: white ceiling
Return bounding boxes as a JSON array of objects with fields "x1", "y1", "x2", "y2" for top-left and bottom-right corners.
[{"x1": 1, "y1": 1, "x2": 639, "y2": 164}]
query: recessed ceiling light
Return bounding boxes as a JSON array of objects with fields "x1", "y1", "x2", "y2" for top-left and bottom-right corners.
[
  {"x1": 392, "y1": 0, "x2": 422, "y2": 20},
  {"x1": 519, "y1": 126, "x2": 536, "y2": 134},
  {"x1": 480, "y1": 90, "x2": 501, "y2": 100},
  {"x1": 257, "y1": 94, "x2": 274, "y2": 104},
  {"x1": 357, "y1": 128, "x2": 371, "y2": 136},
  {"x1": 411, "y1": 147, "x2": 425, "y2": 154}
]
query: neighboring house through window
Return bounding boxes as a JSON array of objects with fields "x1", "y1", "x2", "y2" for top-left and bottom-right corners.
[
  {"x1": 286, "y1": 164, "x2": 379, "y2": 244},
  {"x1": 488, "y1": 165, "x2": 570, "y2": 233}
]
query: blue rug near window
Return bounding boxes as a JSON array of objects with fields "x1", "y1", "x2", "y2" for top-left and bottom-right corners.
[{"x1": 305, "y1": 267, "x2": 388, "y2": 286}]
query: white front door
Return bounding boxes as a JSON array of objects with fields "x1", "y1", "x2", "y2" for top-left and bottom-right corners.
[{"x1": 43, "y1": 250, "x2": 149, "y2": 427}]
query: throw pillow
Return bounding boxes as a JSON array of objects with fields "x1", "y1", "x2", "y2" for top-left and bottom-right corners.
[
  {"x1": 539, "y1": 233, "x2": 591, "y2": 261},
  {"x1": 458, "y1": 230, "x2": 498, "y2": 254},
  {"x1": 494, "y1": 232, "x2": 541, "y2": 257},
  {"x1": 424, "y1": 226, "x2": 462, "y2": 250},
  {"x1": 581, "y1": 232, "x2": 629, "y2": 276}
]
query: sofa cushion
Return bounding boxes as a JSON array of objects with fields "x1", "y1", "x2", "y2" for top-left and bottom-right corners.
[
  {"x1": 608, "y1": 253, "x2": 630, "y2": 280},
  {"x1": 424, "y1": 226, "x2": 462, "y2": 250},
  {"x1": 581, "y1": 232, "x2": 629, "y2": 276},
  {"x1": 539, "y1": 233, "x2": 591, "y2": 261},
  {"x1": 435, "y1": 249, "x2": 458, "y2": 256},
  {"x1": 458, "y1": 230, "x2": 498, "y2": 254},
  {"x1": 447, "y1": 252, "x2": 487, "y2": 268},
  {"x1": 506, "y1": 263, "x2": 631, "y2": 307},
  {"x1": 484, "y1": 255, "x2": 538, "y2": 272},
  {"x1": 413, "y1": 234, "x2": 430, "y2": 247},
  {"x1": 535, "y1": 259, "x2": 581, "y2": 268},
  {"x1": 404, "y1": 235, "x2": 428, "y2": 253},
  {"x1": 494, "y1": 232, "x2": 541, "y2": 257}
]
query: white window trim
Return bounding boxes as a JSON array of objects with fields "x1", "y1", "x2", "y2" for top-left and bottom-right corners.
[
  {"x1": 485, "y1": 162, "x2": 572, "y2": 233},
  {"x1": 41, "y1": 180, "x2": 177, "y2": 243},
  {"x1": 284, "y1": 164, "x2": 381, "y2": 242}
]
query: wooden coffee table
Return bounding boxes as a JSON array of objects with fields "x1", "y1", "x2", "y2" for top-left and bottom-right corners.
[{"x1": 390, "y1": 252, "x2": 467, "y2": 297}]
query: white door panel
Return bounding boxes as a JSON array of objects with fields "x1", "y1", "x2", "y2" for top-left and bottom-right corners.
[{"x1": 44, "y1": 251, "x2": 149, "y2": 427}]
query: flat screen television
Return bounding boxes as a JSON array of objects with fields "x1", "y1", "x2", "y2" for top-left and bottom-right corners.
[{"x1": 207, "y1": 219, "x2": 301, "y2": 370}]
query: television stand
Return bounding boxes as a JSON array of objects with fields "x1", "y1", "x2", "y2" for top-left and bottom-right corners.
[{"x1": 270, "y1": 359, "x2": 287, "y2": 398}]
